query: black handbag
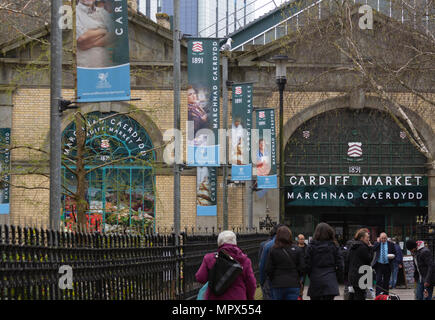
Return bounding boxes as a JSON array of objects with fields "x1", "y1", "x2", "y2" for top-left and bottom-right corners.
[{"x1": 208, "y1": 249, "x2": 243, "y2": 296}]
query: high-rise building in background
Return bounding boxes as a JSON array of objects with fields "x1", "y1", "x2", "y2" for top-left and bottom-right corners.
[{"x1": 138, "y1": 0, "x2": 256, "y2": 37}]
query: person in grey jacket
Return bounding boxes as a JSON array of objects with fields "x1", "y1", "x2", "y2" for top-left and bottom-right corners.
[{"x1": 305, "y1": 222, "x2": 344, "y2": 300}]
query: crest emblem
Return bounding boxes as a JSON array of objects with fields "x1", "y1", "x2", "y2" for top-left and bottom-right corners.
[
  {"x1": 302, "y1": 131, "x2": 310, "y2": 139},
  {"x1": 101, "y1": 139, "x2": 110, "y2": 149},
  {"x1": 235, "y1": 86, "x2": 242, "y2": 95},
  {"x1": 400, "y1": 131, "x2": 406, "y2": 139},
  {"x1": 347, "y1": 142, "x2": 362, "y2": 158},
  {"x1": 259, "y1": 111, "x2": 265, "y2": 119},
  {"x1": 192, "y1": 41, "x2": 203, "y2": 53}
]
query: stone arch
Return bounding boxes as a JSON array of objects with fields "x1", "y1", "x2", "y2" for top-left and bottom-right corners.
[
  {"x1": 44, "y1": 101, "x2": 164, "y2": 162},
  {"x1": 283, "y1": 95, "x2": 435, "y2": 162}
]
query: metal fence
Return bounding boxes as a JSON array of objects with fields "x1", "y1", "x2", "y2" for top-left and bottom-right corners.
[{"x1": 0, "y1": 225, "x2": 268, "y2": 300}]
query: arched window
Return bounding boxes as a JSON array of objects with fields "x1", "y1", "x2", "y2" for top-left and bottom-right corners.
[{"x1": 61, "y1": 112, "x2": 155, "y2": 232}]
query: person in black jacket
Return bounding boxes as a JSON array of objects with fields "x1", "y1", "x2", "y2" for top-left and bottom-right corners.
[
  {"x1": 348, "y1": 228, "x2": 373, "y2": 300},
  {"x1": 371, "y1": 233, "x2": 397, "y2": 295},
  {"x1": 265, "y1": 226, "x2": 305, "y2": 300},
  {"x1": 305, "y1": 223, "x2": 344, "y2": 300},
  {"x1": 406, "y1": 240, "x2": 434, "y2": 300}
]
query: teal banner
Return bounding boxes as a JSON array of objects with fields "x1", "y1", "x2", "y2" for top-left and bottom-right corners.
[
  {"x1": 231, "y1": 83, "x2": 253, "y2": 181},
  {"x1": 187, "y1": 38, "x2": 220, "y2": 166},
  {"x1": 255, "y1": 109, "x2": 277, "y2": 189},
  {"x1": 76, "y1": 0, "x2": 130, "y2": 102},
  {"x1": 0, "y1": 128, "x2": 10, "y2": 214},
  {"x1": 285, "y1": 175, "x2": 428, "y2": 207},
  {"x1": 197, "y1": 167, "x2": 217, "y2": 216}
]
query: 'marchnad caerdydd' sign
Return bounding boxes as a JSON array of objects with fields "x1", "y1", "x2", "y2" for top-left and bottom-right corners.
[{"x1": 285, "y1": 175, "x2": 428, "y2": 207}]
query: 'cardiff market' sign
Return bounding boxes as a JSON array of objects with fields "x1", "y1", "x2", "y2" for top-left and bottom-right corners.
[{"x1": 285, "y1": 175, "x2": 428, "y2": 207}]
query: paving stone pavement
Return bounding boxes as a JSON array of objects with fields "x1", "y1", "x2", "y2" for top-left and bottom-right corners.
[{"x1": 255, "y1": 285, "x2": 419, "y2": 300}]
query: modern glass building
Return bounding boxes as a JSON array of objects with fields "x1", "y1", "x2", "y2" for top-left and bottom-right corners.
[{"x1": 139, "y1": 0, "x2": 256, "y2": 37}]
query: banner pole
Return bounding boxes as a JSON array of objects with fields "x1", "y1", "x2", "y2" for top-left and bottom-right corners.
[
  {"x1": 222, "y1": 56, "x2": 229, "y2": 230},
  {"x1": 173, "y1": 0, "x2": 181, "y2": 244},
  {"x1": 49, "y1": 0, "x2": 63, "y2": 231}
]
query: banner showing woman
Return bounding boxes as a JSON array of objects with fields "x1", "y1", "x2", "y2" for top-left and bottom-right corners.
[
  {"x1": 187, "y1": 39, "x2": 220, "y2": 166},
  {"x1": 0, "y1": 128, "x2": 10, "y2": 214},
  {"x1": 76, "y1": 0, "x2": 130, "y2": 102},
  {"x1": 231, "y1": 83, "x2": 253, "y2": 181},
  {"x1": 255, "y1": 109, "x2": 277, "y2": 188}
]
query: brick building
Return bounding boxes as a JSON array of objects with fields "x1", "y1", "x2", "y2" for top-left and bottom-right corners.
[{"x1": 0, "y1": 2, "x2": 434, "y2": 241}]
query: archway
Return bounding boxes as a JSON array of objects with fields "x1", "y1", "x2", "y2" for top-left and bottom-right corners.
[
  {"x1": 61, "y1": 110, "x2": 157, "y2": 233},
  {"x1": 283, "y1": 102, "x2": 432, "y2": 243}
]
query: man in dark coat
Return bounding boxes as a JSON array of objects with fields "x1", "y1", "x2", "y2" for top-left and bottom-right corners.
[
  {"x1": 406, "y1": 240, "x2": 434, "y2": 300},
  {"x1": 371, "y1": 233, "x2": 396, "y2": 295},
  {"x1": 348, "y1": 234, "x2": 373, "y2": 300},
  {"x1": 297, "y1": 234, "x2": 308, "y2": 299}
]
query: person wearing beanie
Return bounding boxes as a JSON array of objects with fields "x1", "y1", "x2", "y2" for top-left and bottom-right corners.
[{"x1": 406, "y1": 240, "x2": 434, "y2": 300}]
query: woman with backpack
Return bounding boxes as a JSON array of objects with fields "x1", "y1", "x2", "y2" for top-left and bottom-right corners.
[
  {"x1": 265, "y1": 226, "x2": 305, "y2": 300},
  {"x1": 305, "y1": 222, "x2": 344, "y2": 300},
  {"x1": 195, "y1": 230, "x2": 257, "y2": 300}
]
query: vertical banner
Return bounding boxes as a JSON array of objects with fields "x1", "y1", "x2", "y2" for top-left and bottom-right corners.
[
  {"x1": 197, "y1": 167, "x2": 217, "y2": 216},
  {"x1": 0, "y1": 128, "x2": 10, "y2": 214},
  {"x1": 187, "y1": 38, "x2": 220, "y2": 166},
  {"x1": 255, "y1": 109, "x2": 277, "y2": 188},
  {"x1": 231, "y1": 83, "x2": 253, "y2": 181},
  {"x1": 76, "y1": 0, "x2": 130, "y2": 102}
]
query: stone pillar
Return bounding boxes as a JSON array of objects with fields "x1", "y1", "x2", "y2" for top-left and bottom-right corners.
[
  {"x1": 428, "y1": 169, "x2": 435, "y2": 223},
  {"x1": 0, "y1": 88, "x2": 14, "y2": 225}
]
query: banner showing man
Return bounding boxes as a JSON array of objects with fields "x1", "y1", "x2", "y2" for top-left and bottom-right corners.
[
  {"x1": 230, "y1": 83, "x2": 253, "y2": 181},
  {"x1": 76, "y1": 0, "x2": 130, "y2": 102},
  {"x1": 254, "y1": 109, "x2": 277, "y2": 188},
  {"x1": 187, "y1": 39, "x2": 220, "y2": 166}
]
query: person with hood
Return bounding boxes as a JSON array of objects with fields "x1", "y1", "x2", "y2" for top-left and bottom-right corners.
[
  {"x1": 259, "y1": 224, "x2": 283, "y2": 300},
  {"x1": 348, "y1": 228, "x2": 374, "y2": 300},
  {"x1": 305, "y1": 222, "x2": 344, "y2": 300},
  {"x1": 406, "y1": 239, "x2": 434, "y2": 300},
  {"x1": 264, "y1": 226, "x2": 304, "y2": 300},
  {"x1": 195, "y1": 230, "x2": 257, "y2": 300}
]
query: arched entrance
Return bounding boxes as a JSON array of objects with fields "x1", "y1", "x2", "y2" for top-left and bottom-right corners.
[
  {"x1": 61, "y1": 111, "x2": 156, "y2": 232},
  {"x1": 284, "y1": 107, "x2": 429, "y2": 243}
]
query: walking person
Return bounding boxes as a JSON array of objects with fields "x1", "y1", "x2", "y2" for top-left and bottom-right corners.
[
  {"x1": 195, "y1": 231, "x2": 257, "y2": 300},
  {"x1": 348, "y1": 228, "x2": 374, "y2": 300},
  {"x1": 259, "y1": 224, "x2": 283, "y2": 300},
  {"x1": 297, "y1": 234, "x2": 308, "y2": 299},
  {"x1": 372, "y1": 232, "x2": 396, "y2": 296},
  {"x1": 406, "y1": 240, "x2": 434, "y2": 300},
  {"x1": 389, "y1": 237, "x2": 403, "y2": 289},
  {"x1": 305, "y1": 223, "x2": 344, "y2": 300},
  {"x1": 265, "y1": 226, "x2": 305, "y2": 300}
]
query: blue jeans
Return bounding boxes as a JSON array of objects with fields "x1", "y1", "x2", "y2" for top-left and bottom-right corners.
[
  {"x1": 271, "y1": 287, "x2": 300, "y2": 300},
  {"x1": 389, "y1": 263, "x2": 399, "y2": 288},
  {"x1": 261, "y1": 279, "x2": 272, "y2": 300},
  {"x1": 416, "y1": 281, "x2": 433, "y2": 300}
]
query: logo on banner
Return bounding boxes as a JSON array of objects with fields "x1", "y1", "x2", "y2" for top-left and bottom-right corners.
[
  {"x1": 347, "y1": 142, "x2": 363, "y2": 161},
  {"x1": 235, "y1": 86, "x2": 242, "y2": 95},
  {"x1": 100, "y1": 139, "x2": 110, "y2": 149},
  {"x1": 259, "y1": 111, "x2": 265, "y2": 119},
  {"x1": 192, "y1": 41, "x2": 204, "y2": 53},
  {"x1": 96, "y1": 73, "x2": 111, "y2": 89}
]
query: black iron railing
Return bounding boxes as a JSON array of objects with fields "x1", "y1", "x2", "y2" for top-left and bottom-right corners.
[{"x1": 0, "y1": 225, "x2": 268, "y2": 300}]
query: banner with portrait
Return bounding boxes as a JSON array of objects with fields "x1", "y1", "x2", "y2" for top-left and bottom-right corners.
[
  {"x1": 187, "y1": 38, "x2": 220, "y2": 166},
  {"x1": 231, "y1": 83, "x2": 253, "y2": 181},
  {"x1": 76, "y1": 0, "x2": 130, "y2": 102},
  {"x1": 0, "y1": 128, "x2": 10, "y2": 214},
  {"x1": 197, "y1": 167, "x2": 217, "y2": 216},
  {"x1": 255, "y1": 109, "x2": 277, "y2": 189}
]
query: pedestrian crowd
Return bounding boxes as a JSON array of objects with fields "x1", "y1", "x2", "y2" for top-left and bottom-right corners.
[{"x1": 194, "y1": 225, "x2": 434, "y2": 301}]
